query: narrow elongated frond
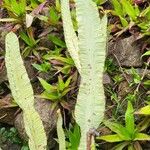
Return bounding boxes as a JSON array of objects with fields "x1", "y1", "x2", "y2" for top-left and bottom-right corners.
[
  {"x1": 74, "y1": 0, "x2": 107, "y2": 149},
  {"x1": 23, "y1": 109, "x2": 47, "y2": 150},
  {"x1": 5, "y1": 32, "x2": 47, "y2": 150},
  {"x1": 60, "y1": 0, "x2": 81, "y2": 73},
  {"x1": 57, "y1": 109, "x2": 66, "y2": 150}
]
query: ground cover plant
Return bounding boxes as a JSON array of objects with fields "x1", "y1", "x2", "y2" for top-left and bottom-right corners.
[{"x1": 0, "y1": 0, "x2": 150, "y2": 150}]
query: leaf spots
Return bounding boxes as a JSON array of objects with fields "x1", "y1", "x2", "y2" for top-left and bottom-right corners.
[
  {"x1": 93, "y1": 113, "x2": 96, "y2": 116},
  {"x1": 88, "y1": 119, "x2": 91, "y2": 123},
  {"x1": 83, "y1": 82, "x2": 86, "y2": 86},
  {"x1": 88, "y1": 64, "x2": 92, "y2": 69}
]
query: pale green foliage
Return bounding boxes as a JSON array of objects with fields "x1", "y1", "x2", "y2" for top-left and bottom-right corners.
[
  {"x1": 57, "y1": 110, "x2": 66, "y2": 150},
  {"x1": 61, "y1": 0, "x2": 107, "y2": 149},
  {"x1": 60, "y1": 0, "x2": 81, "y2": 74},
  {"x1": 5, "y1": 32, "x2": 47, "y2": 150}
]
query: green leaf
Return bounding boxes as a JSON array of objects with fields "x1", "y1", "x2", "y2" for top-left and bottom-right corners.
[
  {"x1": 61, "y1": 87, "x2": 74, "y2": 97},
  {"x1": 40, "y1": 91, "x2": 60, "y2": 101},
  {"x1": 38, "y1": 77, "x2": 56, "y2": 92},
  {"x1": 144, "y1": 80, "x2": 150, "y2": 86},
  {"x1": 104, "y1": 121, "x2": 131, "y2": 140},
  {"x1": 137, "y1": 117, "x2": 150, "y2": 132},
  {"x1": 60, "y1": 0, "x2": 81, "y2": 73},
  {"x1": 137, "y1": 105, "x2": 150, "y2": 115},
  {"x1": 19, "y1": 0, "x2": 26, "y2": 15},
  {"x1": 111, "y1": 0, "x2": 124, "y2": 16},
  {"x1": 125, "y1": 101, "x2": 135, "y2": 137},
  {"x1": 60, "y1": 65, "x2": 71, "y2": 74},
  {"x1": 32, "y1": 62, "x2": 51, "y2": 72},
  {"x1": 74, "y1": 0, "x2": 107, "y2": 149},
  {"x1": 58, "y1": 76, "x2": 65, "y2": 91},
  {"x1": 57, "y1": 109, "x2": 66, "y2": 150},
  {"x1": 20, "y1": 32, "x2": 35, "y2": 47},
  {"x1": 140, "y1": 6, "x2": 150, "y2": 18},
  {"x1": 131, "y1": 67, "x2": 141, "y2": 84},
  {"x1": 97, "y1": 134, "x2": 124, "y2": 142},
  {"x1": 49, "y1": 6, "x2": 60, "y2": 25},
  {"x1": 67, "y1": 124, "x2": 80, "y2": 150},
  {"x1": 134, "y1": 133, "x2": 150, "y2": 141},
  {"x1": 94, "y1": 0, "x2": 107, "y2": 5},
  {"x1": 32, "y1": 63, "x2": 44, "y2": 72},
  {"x1": 128, "y1": 144, "x2": 134, "y2": 150},
  {"x1": 134, "y1": 4, "x2": 140, "y2": 17},
  {"x1": 11, "y1": 0, "x2": 26, "y2": 16},
  {"x1": 56, "y1": 0, "x2": 61, "y2": 12},
  {"x1": 142, "y1": 50, "x2": 150, "y2": 57},
  {"x1": 121, "y1": 0, "x2": 137, "y2": 21},
  {"x1": 43, "y1": 55, "x2": 74, "y2": 65},
  {"x1": 5, "y1": 32, "x2": 47, "y2": 150},
  {"x1": 48, "y1": 35, "x2": 66, "y2": 48},
  {"x1": 111, "y1": 142, "x2": 130, "y2": 150},
  {"x1": 64, "y1": 76, "x2": 72, "y2": 88},
  {"x1": 119, "y1": 16, "x2": 129, "y2": 27},
  {"x1": 11, "y1": 0, "x2": 21, "y2": 15}
]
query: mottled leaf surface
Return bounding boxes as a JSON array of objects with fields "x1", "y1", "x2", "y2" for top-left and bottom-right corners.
[
  {"x1": 74, "y1": 0, "x2": 107, "y2": 149},
  {"x1": 5, "y1": 32, "x2": 47, "y2": 150},
  {"x1": 61, "y1": 0, "x2": 81, "y2": 73},
  {"x1": 57, "y1": 110, "x2": 66, "y2": 150}
]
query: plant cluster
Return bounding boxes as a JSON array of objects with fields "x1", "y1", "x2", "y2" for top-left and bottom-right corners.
[
  {"x1": 0, "y1": 0, "x2": 149, "y2": 150},
  {"x1": 110, "y1": 0, "x2": 150, "y2": 35}
]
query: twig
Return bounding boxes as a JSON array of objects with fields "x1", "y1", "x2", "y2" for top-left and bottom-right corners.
[
  {"x1": 135, "y1": 58, "x2": 150, "y2": 93},
  {"x1": 0, "y1": 114, "x2": 7, "y2": 120},
  {"x1": 113, "y1": 54, "x2": 130, "y2": 84}
]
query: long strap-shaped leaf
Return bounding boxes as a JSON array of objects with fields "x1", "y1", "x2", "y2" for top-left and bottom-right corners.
[
  {"x1": 74, "y1": 0, "x2": 107, "y2": 149},
  {"x1": 60, "y1": 0, "x2": 81, "y2": 74},
  {"x1": 57, "y1": 109, "x2": 66, "y2": 150},
  {"x1": 5, "y1": 32, "x2": 47, "y2": 150}
]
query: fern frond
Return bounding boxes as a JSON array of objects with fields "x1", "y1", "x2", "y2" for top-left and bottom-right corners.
[{"x1": 5, "y1": 32, "x2": 47, "y2": 150}]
